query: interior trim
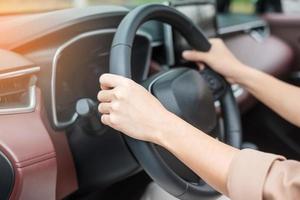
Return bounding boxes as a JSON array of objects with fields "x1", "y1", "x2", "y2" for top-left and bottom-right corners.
[
  {"x1": 0, "y1": 85, "x2": 37, "y2": 115},
  {"x1": 51, "y1": 28, "x2": 152, "y2": 129},
  {"x1": 0, "y1": 6, "x2": 128, "y2": 50},
  {"x1": 0, "y1": 88, "x2": 57, "y2": 200},
  {"x1": 218, "y1": 20, "x2": 268, "y2": 35},
  {"x1": 51, "y1": 29, "x2": 117, "y2": 129},
  {"x1": 0, "y1": 150, "x2": 14, "y2": 200},
  {"x1": 214, "y1": 84, "x2": 245, "y2": 107},
  {"x1": 163, "y1": 24, "x2": 176, "y2": 66},
  {"x1": 0, "y1": 66, "x2": 40, "y2": 80},
  {"x1": 0, "y1": 66, "x2": 39, "y2": 115}
]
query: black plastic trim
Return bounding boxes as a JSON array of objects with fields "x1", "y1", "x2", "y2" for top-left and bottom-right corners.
[{"x1": 0, "y1": 151, "x2": 14, "y2": 200}]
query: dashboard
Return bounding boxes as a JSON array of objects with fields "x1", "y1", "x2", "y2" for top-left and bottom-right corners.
[{"x1": 52, "y1": 1, "x2": 218, "y2": 129}]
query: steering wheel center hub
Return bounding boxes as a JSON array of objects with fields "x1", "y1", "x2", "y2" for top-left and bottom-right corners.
[{"x1": 147, "y1": 68, "x2": 217, "y2": 135}]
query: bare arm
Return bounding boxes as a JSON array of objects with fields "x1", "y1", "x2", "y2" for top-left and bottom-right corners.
[
  {"x1": 97, "y1": 74, "x2": 300, "y2": 199},
  {"x1": 97, "y1": 38, "x2": 300, "y2": 199},
  {"x1": 158, "y1": 112, "x2": 238, "y2": 195},
  {"x1": 183, "y1": 39, "x2": 300, "y2": 127},
  {"x1": 238, "y1": 67, "x2": 300, "y2": 127},
  {"x1": 97, "y1": 74, "x2": 238, "y2": 195}
]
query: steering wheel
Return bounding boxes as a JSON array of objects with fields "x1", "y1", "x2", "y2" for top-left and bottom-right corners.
[{"x1": 109, "y1": 4, "x2": 242, "y2": 199}]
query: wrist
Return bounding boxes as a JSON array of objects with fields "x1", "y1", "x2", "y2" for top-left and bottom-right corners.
[
  {"x1": 231, "y1": 64, "x2": 257, "y2": 86},
  {"x1": 153, "y1": 111, "x2": 186, "y2": 148}
]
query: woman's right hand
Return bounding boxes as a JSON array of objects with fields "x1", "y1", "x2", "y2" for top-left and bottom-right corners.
[
  {"x1": 182, "y1": 38, "x2": 249, "y2": 84},
  {"x1": 97, "y1": 73, "x2": 177, "y2": 145}
]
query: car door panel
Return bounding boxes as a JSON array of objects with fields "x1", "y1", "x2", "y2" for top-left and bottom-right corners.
[{"x1": 264, "y1": 14, "x2": 300, "y2": 70}]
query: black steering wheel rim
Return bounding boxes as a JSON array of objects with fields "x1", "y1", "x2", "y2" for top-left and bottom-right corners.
[{"x1": 109, "y1": 4, "x2": 242, "y2": 199}]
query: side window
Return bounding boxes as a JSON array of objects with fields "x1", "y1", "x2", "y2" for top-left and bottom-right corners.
[
  {"x1": 218, "y1": 0, "x2": 294, "y2": 14},
  {"x1": 0, "y1": 0, "x2": 166, "y2": 14},
  {"x1": 230, "y1": 0, "x2": 255, "y2": 13},
  {"x1": 282, "y1": 0, "x2": 300, "y2": 13},
  {"x1": 217, "y1": 0, "x2": 255, "y2": 13}
]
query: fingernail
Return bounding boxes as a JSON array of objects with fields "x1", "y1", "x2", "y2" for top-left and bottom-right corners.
[
  {"x1": 182, "y1": 51, "x2": 190, "y2": 57},
  {"x1": 183, "y1": 50, "x2": 193, "y2": 55}
]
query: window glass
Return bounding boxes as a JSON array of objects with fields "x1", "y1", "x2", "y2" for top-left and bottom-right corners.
[
  {"x1": 0, "y1": 0, "x2": 165, "y2": 14},
  {"x1": 230, "y1": 0, "x2": 255, "y2": 13},
  {"x1": 282, "y1": 0, "x2": 300, "y2": 13}
]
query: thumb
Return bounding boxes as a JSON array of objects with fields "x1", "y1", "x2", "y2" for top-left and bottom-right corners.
[{"x1": 182, "y1": 50, "x2": 208, "y2": 63}]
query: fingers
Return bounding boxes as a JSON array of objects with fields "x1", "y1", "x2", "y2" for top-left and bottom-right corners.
[
  {"x1": 101, "y1": 114, "x2": 119, "y2": 127},
  {"x1": 101, "y1": 114, "x2": 111, "y2": 125},
  {"x1": 99, "y1": 73, "x2": 127, "y2": 89},
  {"x1": 182, "y1": 50, "x2": 207, "y2": 71},
  {"x1": 98, "y1": 74, "x2": 131, "y2": 128},
  {"x1": 98, "y1": 102, "x2": 111, "y2": 114},
  {"x1": 97, "y1": 90, "x2": 115, "y2": 102},
  {"x1": 197, "y1": 63, "x2": 206, "y2": 71},
  {"x1": 182, "y1": 50, "x2": 208, "y2": 62},
  {"x1": 100, "y1": 84, "x2": 110, "y2": 90}
]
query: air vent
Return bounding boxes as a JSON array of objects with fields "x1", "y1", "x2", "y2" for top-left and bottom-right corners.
[{"x1": 0, "y1": 67, "x2": 40, "y2": 114}]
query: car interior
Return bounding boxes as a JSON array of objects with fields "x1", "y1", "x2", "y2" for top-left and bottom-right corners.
[{"x1": 0, "y1": 0, "x2": 300, "y2": 199}]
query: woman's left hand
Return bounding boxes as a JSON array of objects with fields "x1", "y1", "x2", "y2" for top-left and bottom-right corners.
[{"x1": 97, "y1": 73, "x2": 173, "y2": 144}]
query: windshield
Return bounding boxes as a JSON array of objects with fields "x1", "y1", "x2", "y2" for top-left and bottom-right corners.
[{"x1": 0, "y1": 0, "x2": 165, "y2": 14}]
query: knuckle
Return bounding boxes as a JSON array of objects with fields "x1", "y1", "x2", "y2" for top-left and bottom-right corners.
[
  {"x1": 216, "y1": 39, "x2": 223, "y2": 45},
  {"x1": 113, "y1": 90, "x2": 123, "y2": 100},
  {"x1": 122, "y1": 78, "x2": 133, "y2": 87},
  {"x1": 126, "y1": 81, "x2": 135, "y2": 92},
  {"x1": 111, "y1": 102, "x2": 120, "y2": 111},
  {"x1": 109, "y1": 114, "x2": 119, "y2": 126},
  {"x1": 211, "y1": 38, "x2": 221, "y2": 45}
]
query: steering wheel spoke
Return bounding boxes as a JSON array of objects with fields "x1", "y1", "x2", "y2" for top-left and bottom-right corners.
[{"x1": 200, "y1": 67, "x2": 229, "y2": 101}]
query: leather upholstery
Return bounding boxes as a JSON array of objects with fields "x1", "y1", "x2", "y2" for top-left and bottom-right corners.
[
  {"x1": 264, "y1": 14, "x2": 300, "y2": 70},
  {"x1": 0, "y1": 89, "x2": 78, "y2": 200}
]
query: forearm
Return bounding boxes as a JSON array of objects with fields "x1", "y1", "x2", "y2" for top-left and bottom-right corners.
[
  {"x1": 236, "y1": 66, "x2": 300, "y2": 127},
  {"x1": 156, "y1": 112, "x2": 239, "y2": 195}
]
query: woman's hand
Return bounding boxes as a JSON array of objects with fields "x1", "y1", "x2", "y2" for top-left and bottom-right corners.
[
  {"x1": 182, "y1": 38, "x2": 249, "y2": 84},
  {"x1": 97, "y1": 73, "x2": 173, "y2": 144},
  {"x1": 97, "y1": 74, "x2": 239, "y2": 196}
]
